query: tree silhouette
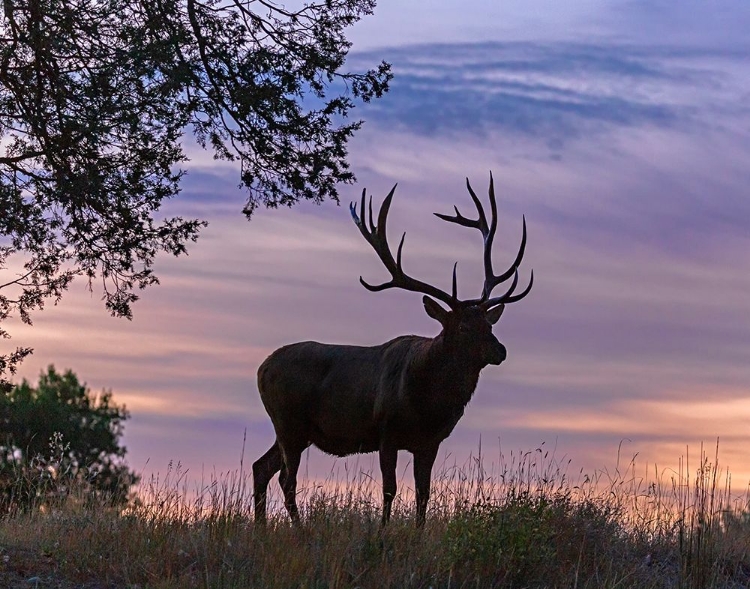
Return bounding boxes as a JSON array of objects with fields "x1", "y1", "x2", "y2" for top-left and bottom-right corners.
[{"x1": 0, "y1": 0, "x2": 391, "y2": 381}]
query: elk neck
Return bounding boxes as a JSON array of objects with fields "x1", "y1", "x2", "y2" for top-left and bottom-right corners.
[{"x1": 411, "y1": 333, "x2": 483, "y2": 408}]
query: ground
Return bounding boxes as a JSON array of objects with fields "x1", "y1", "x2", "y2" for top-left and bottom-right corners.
[{"x1": 0, "y1": 545, "x2": 104, "y2": 589}]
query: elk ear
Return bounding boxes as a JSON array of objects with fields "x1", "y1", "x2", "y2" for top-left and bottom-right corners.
[
  {"x1": 423, "y1": 296, "x2": 449, "y2": 325},
  {"x1": 485, "y1": 304, "x2": 505, "y2": 325}
]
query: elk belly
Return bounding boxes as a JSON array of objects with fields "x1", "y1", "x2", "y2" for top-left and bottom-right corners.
[
  {"x1": 308, "y1": 424, "x2": 380, "y2": 457},
  {"x1": 307, "y1": 397, "x2": 381, "y2": 456}
]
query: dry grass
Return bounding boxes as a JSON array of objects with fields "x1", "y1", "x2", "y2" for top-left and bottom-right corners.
[{"x1": 2, "y1": 441, "x2": 750, "y2": 588}]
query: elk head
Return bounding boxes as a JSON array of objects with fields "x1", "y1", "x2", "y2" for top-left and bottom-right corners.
[{"x1": 349, "y1": 173, "x2": 532, "y2": 368}]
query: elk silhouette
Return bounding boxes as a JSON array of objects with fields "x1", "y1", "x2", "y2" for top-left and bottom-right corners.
[{"x1": 253, "y1": 174, "x2": 533, "y2": 525}]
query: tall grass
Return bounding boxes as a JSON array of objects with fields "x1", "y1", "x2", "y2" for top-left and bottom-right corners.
[{"x1": 2, "y1": 440, "x2": 750, "y2": 588}]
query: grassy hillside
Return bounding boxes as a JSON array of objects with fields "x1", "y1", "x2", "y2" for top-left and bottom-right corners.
[{"x1": 1, "y1": 444, "x2": 749, "y2": 588}]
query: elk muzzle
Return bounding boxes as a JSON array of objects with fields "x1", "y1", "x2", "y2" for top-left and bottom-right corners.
[{"x1": 485, "y1": 338, "x2": 507, "y2": 365}]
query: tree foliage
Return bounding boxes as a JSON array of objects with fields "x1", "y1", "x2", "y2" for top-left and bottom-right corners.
[
  {"x1": 0, "y1": 0, "x2": 391, "y2": 381},
  {"x1": 0, "y1": 366, "x2": 137, "y2": 510}
]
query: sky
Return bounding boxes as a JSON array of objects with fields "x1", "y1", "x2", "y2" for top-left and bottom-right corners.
[{"x1": 8, "y1": 1, "x2": 750, "y2": 499}]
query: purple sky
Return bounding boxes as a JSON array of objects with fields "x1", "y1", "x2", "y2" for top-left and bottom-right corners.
[{"x1": 9, "y1": 1, "x2": 750, "y2": 495}]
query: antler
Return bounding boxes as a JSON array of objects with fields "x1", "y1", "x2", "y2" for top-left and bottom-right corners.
[
  {"x1": 350, "y1": 185, "x2": 459, "y2": 309},
  {"x1": 434, "y1": 172, "x2": 533, "y2": 309}
]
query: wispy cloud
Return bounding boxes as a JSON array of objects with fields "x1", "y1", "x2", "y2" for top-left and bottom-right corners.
[{"x1": 349, "y1": 42, "x2": 749, "y2": 149}]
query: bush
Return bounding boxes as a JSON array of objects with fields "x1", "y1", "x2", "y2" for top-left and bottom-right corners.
[
  {"x1": 443, "y1": 490, "x2": 625, "y2": 587},
  {"x1": 0, "y1": 366, "x2": 138, "y2": 512}
]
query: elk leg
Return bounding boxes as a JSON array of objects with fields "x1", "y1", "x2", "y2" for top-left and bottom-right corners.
[
  {"x1": 252, "y1": 441, "x2": 282, "y2": 524},
  {"x1": 413, "y1": 445, "x2": 439, "y2": 527},
  {"x1": 379, "y1": 443, "x2": 398, "y2": 525},
  {"x1": 278, "y1": 447, "x2": 303, "y2": 524}
]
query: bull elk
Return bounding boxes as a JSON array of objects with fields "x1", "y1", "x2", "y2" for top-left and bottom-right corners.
[{"x1": 253, "y1": 174, "x2": 533, "y2": 526}]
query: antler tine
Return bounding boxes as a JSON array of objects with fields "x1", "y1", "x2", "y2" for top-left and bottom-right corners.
[
  {"x1": 482, "y1": 214, "x2": 527, "y2": 289},
  {"x1": 368, "y1": 193, "x2": 374, "y2": 232},
  {"x1": 480, "y1": 173, "x2": 499, "y2": 299},
  {"x1": 452, "y1": 262, "x2": 458, "y2": 300},
  {"x1": 433, "y1": 177, "x2": 488, "y2": 231},
  {"x1": 352, "y1": 185, "x2": 458, "y2": 308},
  {"x1": 483, "y1": 270, "x2": 534, "y2": 309},
  {"x1": 376, "y1": 183, "x2": 396, "y2": 237},
  {"x1": 434, "y1": 206, "x2": 479, "y2": 229},
  {"x1": 482, "y1": 208, "x2": 526, "y2": 299},
  {"x1": 465, "y1": 177, "x2": 489, "y2": 233}
]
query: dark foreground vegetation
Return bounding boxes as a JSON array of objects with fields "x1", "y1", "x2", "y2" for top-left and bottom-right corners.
[{"x1": 1, "y1": 443, "x2": 749, "y2": 589}]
